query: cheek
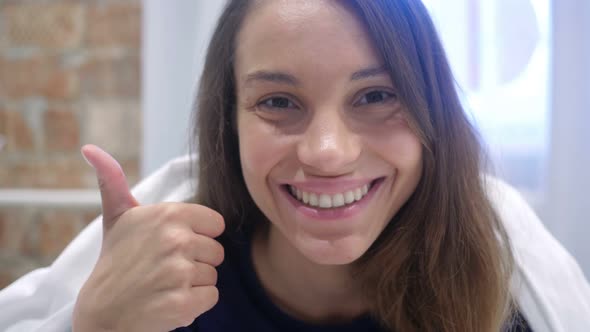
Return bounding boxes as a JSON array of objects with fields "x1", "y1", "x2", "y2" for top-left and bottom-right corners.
[
  {"x1": 388, "y1": 132, "x2": 423, "y2": 170},
  {"x1": 364, "y1": 120, "x2": 423, "y2": 171},
  {"x1": 237, "y1": 113, "x2": 287, "y2": 186}
]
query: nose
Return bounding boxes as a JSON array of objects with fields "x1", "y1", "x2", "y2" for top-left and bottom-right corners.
[{"x1": 297, "y1": 110, "x2": 361, "y2": 175}]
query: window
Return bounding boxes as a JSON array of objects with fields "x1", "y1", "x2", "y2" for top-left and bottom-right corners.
[{"x1": 424, "y1": 0, "x2": 550, "y2": 208}]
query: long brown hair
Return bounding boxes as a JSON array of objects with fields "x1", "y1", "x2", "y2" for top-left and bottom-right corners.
[{"x1": 190, "y1": 1, "x2": 516, "y2": 331}]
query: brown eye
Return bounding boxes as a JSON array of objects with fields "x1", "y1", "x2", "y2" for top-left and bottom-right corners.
[
  {"x1": 259, "y1": 97, "x2": 297, "y2": 110},
  {"x1": 356, "y1": 90, "x2": 396, "y2": 106}
]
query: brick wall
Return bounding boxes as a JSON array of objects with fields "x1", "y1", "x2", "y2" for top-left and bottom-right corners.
[{"x1": 0, "y1": 0, "x2": 142, "y2": 289}]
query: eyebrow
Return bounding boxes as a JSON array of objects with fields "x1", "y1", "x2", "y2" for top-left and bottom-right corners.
[
  {"x1": 244, "y1": 71, "x2": 300, "y2": 86},
  {"x1": 243, "y1": 66, "x2": 388, "y2": 86},
  {"x1": 350, "y1": 66, "x2": 388, "y2": 80}
]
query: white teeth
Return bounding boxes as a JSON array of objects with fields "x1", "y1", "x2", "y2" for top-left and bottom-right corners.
[
  {"x1": 288, "y1": 182, "x2": 374, "y2": 209},
  {"x1": 319, "y1": 194, "x2": 332, "y2": 208},
  {"x1": 332, "y1": 193, "x2": 345, "y2": 207},
  {"x1": 308, "y1": 193, "x2": 319, "y2": 207},
  {"x1": 354, "y1": 188, "x2": 362, "y2": 201},
  {"x1": 362, "y1": 184, "x2": 368, "y2": 195},
  {"x1": 344, "y1": 191, "x2": 355, "y2": 204}
]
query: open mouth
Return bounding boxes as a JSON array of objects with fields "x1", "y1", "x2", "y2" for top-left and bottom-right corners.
[{"x1": 282, "y1": 177, "x2": 385, "y2": 210}]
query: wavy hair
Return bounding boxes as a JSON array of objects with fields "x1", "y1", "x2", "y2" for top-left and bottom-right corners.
[{"x1": 190, "y1": 1, "x2": 516, "y2": 331}]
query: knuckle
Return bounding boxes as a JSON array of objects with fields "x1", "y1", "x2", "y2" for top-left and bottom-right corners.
[
  {"x1": 195, "y1": 206, "x2": 225, "y2": 236},
  {"x1": 159, "y1": 262, "x2": 182, "y2": 287},
  {"x1": 161, "y1": 228, "x2": 190, "y2": 253},
  {"x1": 159, "y1": 203, "x2": 183, "y2": 221},
  {"x1": 200, "y1": 264, "x2": 218, "y2": 285},
  {"x1": 167, "y1": 291, "x2": 189, "y2": 309},
  {"x1": 194, "y1": 286, "x2": 219, "y2": 308},
  {"x1": 203, "y1": 286, "x2": 220, "y2": 306},
  {"x1": 211, "y1": 241, "x2": 225, "y2": 266},
  {"x1": 212, "y1": 216, "x2": 225, "y2": 236},
  {"x1": 170, "y1": 296, "x2": 198, "y2": 327},
  {"x1": 177, "y1": 315, "x2": 196, "y2": 329},
  {"x1": 191, "y1": 286, "x2": 219, "y2": 318},
  {"x1": 173, "y1": 261, "x2": 195, "y2": 280},
  {"x1": 169, "y1": 287, "x2": 219, "y2": 325}
]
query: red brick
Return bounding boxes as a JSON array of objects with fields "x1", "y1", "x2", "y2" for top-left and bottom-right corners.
[
  {"x1": 39, "y1": 157, "x2": 92, "y2": 188},
  {"x1": 43, "y1": 69, "x2": 80, "y2": 100},
  {"x1": 0, "y1": 157, "x2": 92, "y2": 188},
  {"x1": 0, "y1": 253, "x2": 40, "y2": 290},
  {"x1": 35, "y1": 210, "x2": 82, "y2": 260},
  {"x1": 43, "y1": 108, "x2": 80, "y2": 151},
  {"x1": 0, "y1": 109, "x2": 34, "y2": 151},
  {"x1": 82, "y1": 209, "x2": 102, "y2": 226},
  {"x1": 82, "y1": 157, "x2": 139, "y2": 189},
  {"x1": 2, "y1": 3, "x2": 83, "y2": 49},
  {"x1": 80, "y1": 55, "x2": 140, "y2": 98},
  {"x1": 83, "y1": 100, "x2": 141, "y2": 158},
  {"x1": 0, "y1": 161, "x2": 37, "y2": 188},
  {"x1": 0, "y1": 164, "x2": 10, "y2": 187},
  {"x1": 0, "y1": 56, "x2": 78, "y2": 100},
  {"x1": 0, "y1": 206, "x2": 101, "y2": 264},
  {"x1": 87, "y1": 2, "x2": 142, "y2": 48},
  {"x1": 0, "y1": 208, "x2": 30, "y2": 253},
  {"x1": 0, "y1": 271, "x2": 14, "y2": 290}
]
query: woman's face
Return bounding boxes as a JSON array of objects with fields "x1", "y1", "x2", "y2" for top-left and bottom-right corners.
[{"x1": 235, "y1": 0, "x2": 423, "y2": 265}]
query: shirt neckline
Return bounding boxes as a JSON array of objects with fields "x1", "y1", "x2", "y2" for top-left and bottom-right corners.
[{"x1": 230, "y1": 231, "x2": 384, "y2": 332}]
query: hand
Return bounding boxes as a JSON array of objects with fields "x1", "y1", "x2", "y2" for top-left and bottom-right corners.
[{"x1": 72, "y1": 145, "x2": 224, "y2": 332}]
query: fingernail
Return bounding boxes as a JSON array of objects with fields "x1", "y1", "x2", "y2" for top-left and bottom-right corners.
[{"x1": 81, "y1": 145, "x2": 95, "y2": 168}]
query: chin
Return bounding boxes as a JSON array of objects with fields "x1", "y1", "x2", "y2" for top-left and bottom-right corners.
[{"x1": 294, "y1": 234, "x2": 370, "y2": 265}]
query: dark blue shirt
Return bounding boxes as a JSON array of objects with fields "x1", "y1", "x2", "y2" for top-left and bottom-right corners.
[{"x1": 173, "y1": 232, "x2": 532, "y2": 332}]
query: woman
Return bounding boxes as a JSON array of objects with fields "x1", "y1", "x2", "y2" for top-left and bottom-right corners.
[
  {"x1": 185, "y1": 0, "x2": 519, "y2": 330},
  {"x1": 0, "y1": 0, "x2": 589, "y2": 332}
]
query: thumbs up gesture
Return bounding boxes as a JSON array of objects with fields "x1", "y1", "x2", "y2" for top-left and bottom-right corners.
[{"x1": 72, "y1": 145, "x2": 224, "y2": 332}]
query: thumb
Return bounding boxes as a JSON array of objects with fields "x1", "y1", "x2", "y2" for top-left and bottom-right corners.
[{"x1": 81, "y1": 144, "x2": 139, "y2": 228}]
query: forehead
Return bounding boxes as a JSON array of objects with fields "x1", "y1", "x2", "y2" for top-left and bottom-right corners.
[{"x1": 235, "y1": 0, "x2": 382, "y2": 79}]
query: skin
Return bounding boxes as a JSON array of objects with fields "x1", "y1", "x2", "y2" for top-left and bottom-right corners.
[
  {"x1": 73, "y1": 145, "x2": 224, "y2": 332},
  {"x1": 235, "y1": 0, "x2": 423, "y2": 323}
]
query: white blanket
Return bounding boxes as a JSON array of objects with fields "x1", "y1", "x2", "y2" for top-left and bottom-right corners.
[{"x1": 0, "y1": 154, "x2": 588, "y2": 332}]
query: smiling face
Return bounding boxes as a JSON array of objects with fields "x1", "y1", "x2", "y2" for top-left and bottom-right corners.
[{"x1": 235, "y1": 0, "x2": 423, "y2": 265}]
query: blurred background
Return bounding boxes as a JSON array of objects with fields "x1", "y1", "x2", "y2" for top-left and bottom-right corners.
[{"x1": 0, "y1": 0, "x2": 588, "y2": 288}]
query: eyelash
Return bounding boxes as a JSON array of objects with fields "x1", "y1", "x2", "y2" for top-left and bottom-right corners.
[
  {"x1": 256, "y1": 90, "x2": 396, "y2": 111},
  {"x1": 258, "y1": 96, "x2": 298, "y2": 110},
  {"x1": 354, "y1": 90, "x2": 396, "y2": 106}
]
